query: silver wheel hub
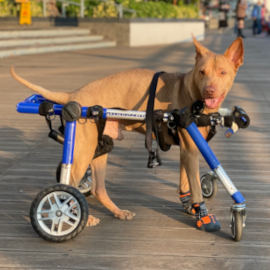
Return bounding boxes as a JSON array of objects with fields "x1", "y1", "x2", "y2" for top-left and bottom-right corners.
[
  {"x1": 36, "y1": 191, "x2": 81, "y2": 236},
  {"x1": 56, "y1": 210, "x2": 62, "y2": 217}
]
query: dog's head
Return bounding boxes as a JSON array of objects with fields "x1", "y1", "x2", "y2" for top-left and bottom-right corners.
[{"x1": 192, "y1": 37, "x2": 244, "y2": 111}]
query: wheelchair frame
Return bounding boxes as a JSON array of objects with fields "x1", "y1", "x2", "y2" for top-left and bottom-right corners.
[{"x1": 17, "y1": 94, "x2": 248, "y2": 242}]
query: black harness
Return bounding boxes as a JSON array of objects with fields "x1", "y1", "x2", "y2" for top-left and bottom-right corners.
[
  {"x1": 145, "y1": 72, "x2": 217, "y2": 168},
  {"x1": 145, "y1": 72, "x2": 165, "y2": 168},
  {"x1": 39, "y1": 102, "x2": 113, "y2": 159},
  {"x1": 145, "y1": 72, "x2": 181, "y2": 168}
]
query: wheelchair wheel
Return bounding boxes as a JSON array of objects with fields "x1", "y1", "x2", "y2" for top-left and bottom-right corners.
[
  {"x1": 56, "y1": 163, "x2": 92, "y2": 197},
  {"x1": 200, "y1": 172, "x2": 218, "y2": 199},
  {"x1": 231, "y1": 210, "x2": 244, "y2": 241},
  {"x1": 30, "y1": 184, "x2": 89, "y2": 242}
]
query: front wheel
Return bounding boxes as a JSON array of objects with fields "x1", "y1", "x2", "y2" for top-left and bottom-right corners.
[
  {"x1": 30, "y1": 184, "x2": 89, "y2": 242},
  {"x1": 231, "y1": 210, "x2": 244, "y2": 241}
]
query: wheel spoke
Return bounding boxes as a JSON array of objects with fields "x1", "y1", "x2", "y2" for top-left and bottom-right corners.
[
  {"x1": 47, "y1": 195, "x2": 54, "y2": 208},
  {"x1": 57, "y1": 220, "x2": 64, "y2": 233},
  {"x1": 50, "y1": 220, "x2": 57, "y2": 233},
  {"x1": 62, "y1": 196, "x2": 73, "y2": 206},
  {"x1": 53, "y1": 193, "x2": 62, "y2": 208},
  {"x1": 64, "y1": 218, "x2": 77, "y2": 227},
  {"x1": 38, "y1": 209, "x2": 52, "y2": 215},
  {"x1": 64, "y1": 211, "x2": 80, "y2": 221}
]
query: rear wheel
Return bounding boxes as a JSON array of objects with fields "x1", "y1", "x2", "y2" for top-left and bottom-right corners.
[{"x1": 30, "y1": 184, "x2": 89, "y2": 242}]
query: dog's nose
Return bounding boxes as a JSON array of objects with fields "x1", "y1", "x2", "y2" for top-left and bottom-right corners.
[{"x1": 204, "y1": 85, "x2": 216, "y2": 97}]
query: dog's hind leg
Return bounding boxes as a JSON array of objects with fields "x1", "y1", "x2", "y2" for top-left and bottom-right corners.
[
  {"x1": 69, "y1": 121, "x2": 101, "y2": 227},
  {"x1": 91, "y1": 153, "x2": 136, "y2": 220},
  {"x1": 71, "y1": 121, "x2": 135, "y2": 223}
]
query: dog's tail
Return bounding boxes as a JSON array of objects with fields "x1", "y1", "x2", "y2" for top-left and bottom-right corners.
[{"x1": 10, "y1": 66, "x2": 70, "y2": 104}]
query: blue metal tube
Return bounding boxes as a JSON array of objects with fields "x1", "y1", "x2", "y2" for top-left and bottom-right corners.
[
  {"x1": 186, "y1": 122, "x2": 220, "y2": 170},
  {"x1": 62, "y1": 121, "x2": 76, "y2": 164},
  {"x1": 186, "y1": 122, "x2": 245, "y2": 204},
  {"x1": 16, "y1": 102, "x2": 64, "y2": 115},
  {"x1": 17, "y1": 97, "x2": 89, "y2": 117},
  {"x1": 17, "y1": 102, "x2": 40, "y2": 114},
  {"x1": 81, "y1": 107, "x2": 88, "y2": 117}
]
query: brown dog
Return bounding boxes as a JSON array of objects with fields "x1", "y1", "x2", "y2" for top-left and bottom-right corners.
[{"x1": 11, "y1": 37, "x2": 244, "y2": 230}]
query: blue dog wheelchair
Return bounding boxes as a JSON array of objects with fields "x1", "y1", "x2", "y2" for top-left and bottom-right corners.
[{"x1": 17, "y1": 94, "x2": 249, "y2": 242}]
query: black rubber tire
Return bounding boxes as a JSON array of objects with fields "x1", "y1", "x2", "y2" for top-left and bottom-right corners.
[
  {"x1": 56, "y1": 162, "x2": 92, "y2": 197},
  {"x1": 231, "y1": 211, "x2": 243, "y2": 242},
  {"x1": 200, "y1": 173, "x2": 218, "y2": 200},
  {"x1": 30, "y1": 184, "x2": 89, "y2": 242}
]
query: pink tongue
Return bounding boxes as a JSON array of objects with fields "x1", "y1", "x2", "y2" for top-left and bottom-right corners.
[{"x1": 204, "y1": 98, "x2": 220, "y2": 109}]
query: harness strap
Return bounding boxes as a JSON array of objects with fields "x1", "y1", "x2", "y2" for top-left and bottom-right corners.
[
  {"x1": 87, "y1": 105, "x2": 114, "y2": 158},
  {"x1": 206, "y1": 126, "x2": 216, "y2": 142},
  {"x1": 145, "y1": 71, "x2": 164, "y2": 168},
  {"x1": 153, "y1": 110, "x2": 171, "y2": 152},
  {"x1": 91, "y1": 109, "x2": 112, "y2": 157},
  {"x1": 87, "y1": 105, "x2": 105, "y2": 143},
  {"x1": 38, "y1": 101, "x2": 65, "y2": 144},
  {"x1": 59, "y1": 115, "x2": 65, "y2": 134},
  {"x1": 39, "y1": 101, "x2": 54, "y2": 131}
]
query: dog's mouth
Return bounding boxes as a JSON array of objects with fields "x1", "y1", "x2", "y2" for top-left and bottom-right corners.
[{"x1": 204, "y1": 95, "x2": 224, "y2": 109}]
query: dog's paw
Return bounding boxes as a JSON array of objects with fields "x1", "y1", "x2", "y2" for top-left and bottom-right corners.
[
  {"x1": 86, "y1": 215, "x2": 100, "y2": 227},
  {"x1": 114, "y1": 210, "x2": 136, "y2": 220}
]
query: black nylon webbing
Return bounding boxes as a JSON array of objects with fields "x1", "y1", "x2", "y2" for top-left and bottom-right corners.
[{"x1": 145, "y1": 71, "x2": 164, "y2": 153}]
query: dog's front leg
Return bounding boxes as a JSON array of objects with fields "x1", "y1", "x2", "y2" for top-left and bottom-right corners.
[
  {"x1": 180, "y1": 145, "x2": 203, "y2": 204},
  {"x1": 179, "y1": 130, "x2": 221, "y2": 231},
  {"x1": 179, "y1": 148, "x2": 201, "y2": 215},
  {"x1": 91, "y1": 154, "x2": 136, "y2": 220},
  {"x1": 179, "y1": 129, "x2": 202, "y2": 203}
]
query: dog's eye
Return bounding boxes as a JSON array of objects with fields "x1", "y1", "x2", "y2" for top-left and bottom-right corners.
[
  {"x1": 221, "y1": 70, "x2": 227, "y2": 75},
  {"x1": 199, "y1": 70, "x2": 205, "y2": 76}
]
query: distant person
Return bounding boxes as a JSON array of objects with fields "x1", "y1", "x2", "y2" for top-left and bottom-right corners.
[
  {"x1": 218, "y1": 0, "x2": 230, "y2": 29},
  {"x1": 252, "y1": 1, "x2": 262, "y2": 35},
  {"x1": 266, "y1": 11, "x2": 270, "y2": 35},
  {"x1": 261, "y1": 3, "x2": 268, "y2": 33},
  {"x1": 236, "y1": 0, "x2": 247, "y2": 38}
]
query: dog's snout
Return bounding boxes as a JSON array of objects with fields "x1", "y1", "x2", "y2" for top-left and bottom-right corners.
[{"x1": 204, "y1": 85, "x2": 216, "y2": 97}]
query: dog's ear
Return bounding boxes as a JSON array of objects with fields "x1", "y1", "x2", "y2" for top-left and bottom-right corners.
[
  {"x1": 193, "y1": 36, "x2": 210, "y2": 61},
  {"x1": 224, "y1": 37, "x2": 244, "y2": 70}
]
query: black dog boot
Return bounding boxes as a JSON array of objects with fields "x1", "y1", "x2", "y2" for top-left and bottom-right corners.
[
  {"x1": 179, "y1": 191, "x2": 195, "y2": 215},
  {"x1": 193, "y1": 202, "x2": 221, "y2": 232}
]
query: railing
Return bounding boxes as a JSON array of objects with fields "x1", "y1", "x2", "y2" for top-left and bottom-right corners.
[
  {"x1": 42, "y1": 0, "x2": 85, "y2": 18},
  {"x1": 42, "y1": 0, "x2": 135, "y2": 19},
  {"x1": 109, "y1": 1, "x2": 136, "y2": 18}
]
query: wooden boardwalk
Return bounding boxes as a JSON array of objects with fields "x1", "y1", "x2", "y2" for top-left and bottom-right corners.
[{"x1": 0, "y1": 30, "x2": 270, "y2": 269}]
